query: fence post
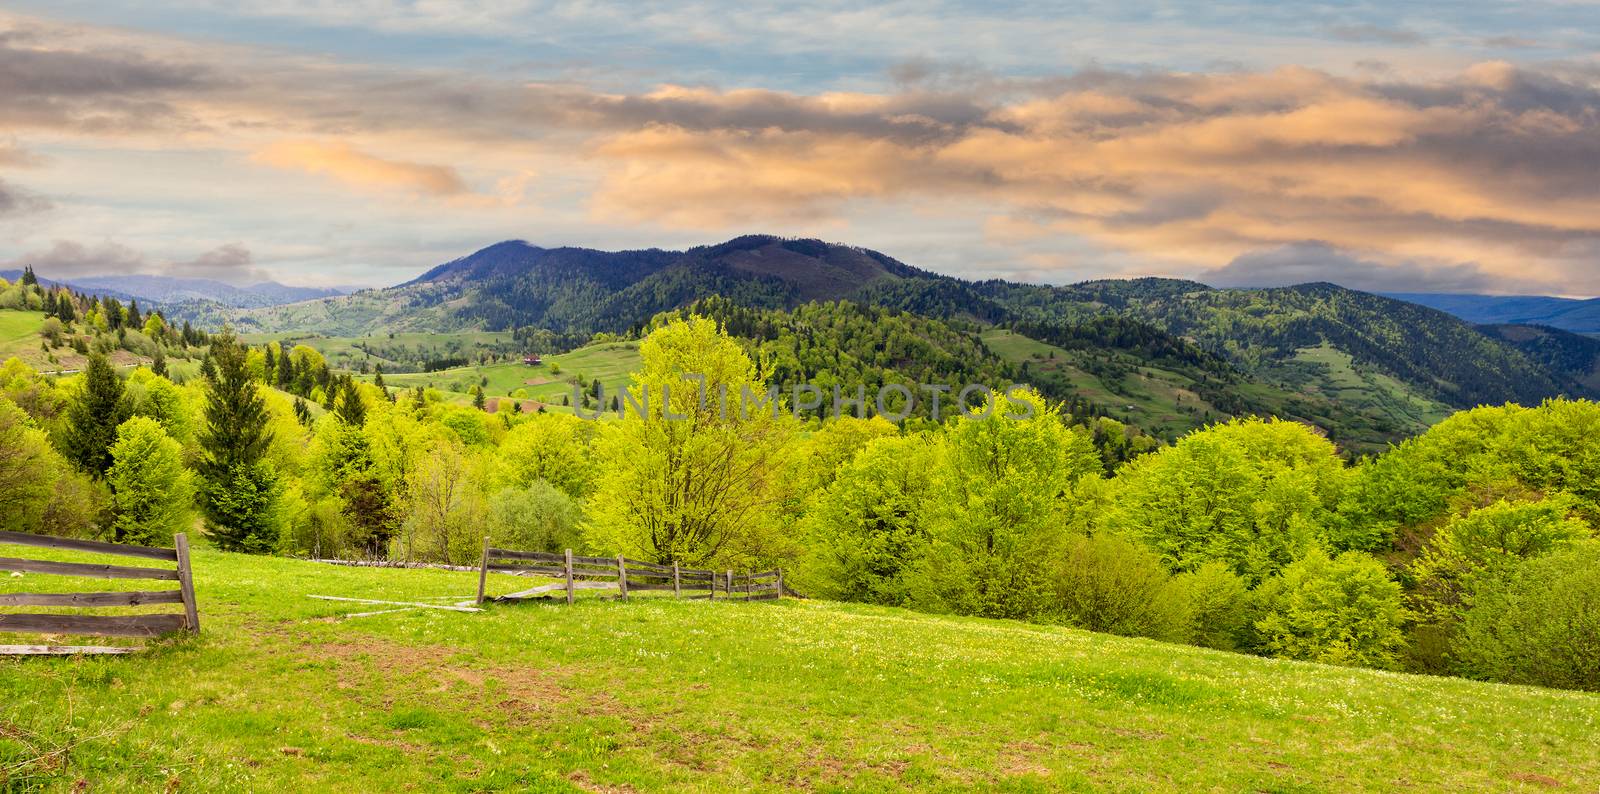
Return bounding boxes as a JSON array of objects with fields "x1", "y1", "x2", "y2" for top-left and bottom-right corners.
[
  {"x1": 672, "y1": 560, "x2": 681, "y2": 598},
  {"x1": 775, "y1": 568, "x2": 783, "y2": 600},
  {"x1": 476, "y1": 536, "x2": 490, "y2": 605},
  {"x1": 564, "y1": 548, "x2": 575, "y2": 605},
  {"x1": 726, "y1": 569, "x2": 733, "y2": 599},
  {"x1": 174, "y1": 533, "x2": 199, "y2": 633},
  {"x1": 617, "y1": 555, "x2": 629, "y2": 600}
]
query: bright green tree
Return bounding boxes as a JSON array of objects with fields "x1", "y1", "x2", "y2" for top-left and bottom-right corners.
[
  {"x1": 107, "y1": 416, "x2": 194, "y2": 545},
  {"x1": 795, "y1": 433, "x2": 942, "y2": 604},
  {"x1": 585, "y1": 315, "x2": 792, "y2": 568},
  {"x1": 493, "y1": 412, "x2": 594, "y2": 498},
  {"x1": 1408, "y1": 495, "x2": 1591, "y2": 623},
  {"x1": 907, "y1": 389, "x2": 1100, "y2": 620},
  {"x1": 1101, "y1": 417, "x2": 1353, "y2": 583},
  {"x1": 1252, "y1": 548, "x2": 1409, "y2": 669}
]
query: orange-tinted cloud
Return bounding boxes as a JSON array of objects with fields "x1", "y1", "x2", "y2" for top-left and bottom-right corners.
[
  {"x1": 585, "y1": 65, "x2": 1600, "y2": 286},
  {"x1": 252, "y1": 140, "x2": 468, "y2": 196}
]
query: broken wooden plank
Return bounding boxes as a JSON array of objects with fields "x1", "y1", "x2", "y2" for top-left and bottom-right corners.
[
  {"x1": 0, "y1": 644, "x2": 143, "y2": 655},
  {"x1": 306, "y1": 595, "x2": 482, "y2": 613},
  {"x1": 498, "y1": 581, "x2": 616, "y2": 600}
]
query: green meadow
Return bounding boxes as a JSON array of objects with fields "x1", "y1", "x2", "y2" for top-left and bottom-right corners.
[{"x1": 4, "y1": 545, "x2": 1598, "y2": 792}]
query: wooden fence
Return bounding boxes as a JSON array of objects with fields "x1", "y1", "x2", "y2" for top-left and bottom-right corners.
[
  {"x1": 0, "y1": 530, "x2": 200, "y2": 655},
  {"x1": 477, "y1": 542, "x2": 782, "y2": 605}
]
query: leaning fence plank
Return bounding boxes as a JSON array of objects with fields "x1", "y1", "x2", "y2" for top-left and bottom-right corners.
[
  {"x1": 476, "y1": 536, "x2": 490, "y2": 605},
  {"x1": 0, "y1": 591, "x2": 183, "y2": 607},
  {"x1": 306, "y1": 595, "x2": 482, "y2": 613},
  {"x1": 173, "y1": 533, "x2": 199, "y2": 633},
  {"x1": 0, "y1": 557, "x2": 179, "y2": 581},
  {"x1": 564, "y1": 549, "x2": 575, "y2": 605},
  {"x1": 0, "y1": 613, "x2": 187, "y2": 638},
  {"x1": 0, "y1": 530, "x2": 177, "y2": 561}
]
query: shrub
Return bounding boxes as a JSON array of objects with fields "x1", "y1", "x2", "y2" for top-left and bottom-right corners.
[
  {"x1": 1408, "y1": 495, "x2": 1591, "y2": 623},
  {"x1": 1052, "y1": 533, "x2": 1191, "y2": 642},
  {"x1": 1174, "y1": 561, "x2": 1250, "y2": 651},
  {"x1": 1451, "y1": 542, "x2": 1600, "y2": 691},
  {"x1": 1252, "y1": 548, "x2": 1409, "y2": 669},
  {"x1": 485, "y1": 481, "x2": 583, "y2": 554}
]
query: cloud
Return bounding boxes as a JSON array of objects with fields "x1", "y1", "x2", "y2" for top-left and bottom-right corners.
[
  {"x1": 4, "y1": 240, "x2": 270, "y2": 284},
  {"x1": 1199, "y1": 242, "x2": 1525, "y2": 293},
  {"x1": 0, "y1": 177, "x2": 50, "y2": 216},
  {"x1": 1326, "y1": 24, "x2": 1425, "y2": 45},
  {"x1": 252, "y1": 141, "x2": 469, "y2": 196}
]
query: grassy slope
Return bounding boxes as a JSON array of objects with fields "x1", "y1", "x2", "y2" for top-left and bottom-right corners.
[
  {"x1": 4, "y1": 546, "x2": 1598, "y2": 792},
  {"x1": 363, "y1": 341, "x2": 641, "y2": 412},
  {"x1": 980, "y1": 329, "x2": 1219, "y2": 438},
  {"x1": 0, "y1": 309, "x2": 203, "y2": 378}
]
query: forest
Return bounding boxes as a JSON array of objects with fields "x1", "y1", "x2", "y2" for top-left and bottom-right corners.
[{"x1": 3, "y1": 267, "x2": 1597, "y2": 694}]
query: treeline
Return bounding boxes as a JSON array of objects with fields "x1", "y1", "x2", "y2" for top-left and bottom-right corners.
[
  {"x1": 3, "y1": 313, "x2": 1596, "y2": 692},
  {"x1": 2, "y1": 269, "x2": 211, "y2": 374}
]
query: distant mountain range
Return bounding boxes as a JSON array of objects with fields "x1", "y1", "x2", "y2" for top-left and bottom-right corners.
[
  {"x1": 0, "y1": 271, "x2": 350, "y2": 309},
  {"x1": 197, "y1": 234, "x2": 1600, "y2": 451},
  {"x1": 1385, "y1": 293, "x2": 1600, "y2": 334}
]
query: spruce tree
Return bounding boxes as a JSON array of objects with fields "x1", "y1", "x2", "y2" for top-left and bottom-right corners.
[
  {"x1": 336, "y1": 379, "x2": 367, "y2": 425},
  {"x1": 152, "y1": 348, "x2": 168, "y2": 378},
  {"x1": 62, "y1": 353, "x2": 131, "y2": 477},
  {"x1": 20, "y1": 266, "x2": 37, "y2": 286},
  {"x1": 262, "y1": 343, "x2": 276, "y2": 384},
  {"x1": 197, "y1": 332, "x2": 278, "y2": 552},
  {"x1": 472, "y1": 385, "x2": 486, "y2": 410},
  {"x1": 200, "y1": 353, "x2": 216, "y2": 381},
  {"x1": 57, "y1": 293, "x2": 75, "y2": 323}
]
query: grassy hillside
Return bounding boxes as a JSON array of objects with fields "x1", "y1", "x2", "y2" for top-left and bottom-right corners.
[
  {"x1": 366, "y1": 341, "x2": 641, "y2": 411},
  {"x1": 4, "y1": 545, "x2": 1599, "y2": 792}
]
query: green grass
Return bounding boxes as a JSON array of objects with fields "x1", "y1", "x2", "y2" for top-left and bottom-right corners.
[
  {"x1": 4, "y1": 544, "x2": 1599, "y2": 791},
  {"x1": 981, "y1": 329, "x2": 1217, "y2": 437},
  {"x1": 370, "y1": 341, "x2": 641, "y2": 411}
]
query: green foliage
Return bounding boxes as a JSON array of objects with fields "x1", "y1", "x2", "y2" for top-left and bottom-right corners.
[
  {"x1": 1173, "y1": 561, "x2": 1251, "y2": 651},
  {"x1": 1101, "y1": 418, "x2": 1354, "y2": 583},
  {"x1": 1051, "y1": 533, "x2": 1192, "y2": 642},
  {"x1": 485, "y1": 481, "x2": 584, "y2": 554},
  {"x1": 107, "y1": 416, "x2": 194, "y2": 545},
  {"x1": 60, "y1": 353, "x2": 132, "y2": 477},
  {"x1": 1408, "y1": 495, "x2": 1591, "y2": 623},
  {"x1": 1451, "y1": 541, "x2": 1600, "y2": 691},
  {"x1": 906, "y1": 390, "x2": 1099, "y2": 620},
  {"x1": 1252, "y1": 548, "x2": 1409, "y2": 670},
  {"x1": 0, "y1": 396, "x2": 62, "y2": 532},
  {"x1": 493, "y1": 412, "x2": 594, "y2": 498},
  {"x1": 198, "y1": 332, "x2": 279, "y2": 552},
  {"x1": 795, "y1": 434, "x2": 941, "y2": 604},
  {"x1": 585, "y1": 315, "x2": 792, "y2": 569}
]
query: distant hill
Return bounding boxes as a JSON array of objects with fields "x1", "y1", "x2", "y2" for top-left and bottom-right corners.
[
  {"x1": 210, "y1": 235, "x2": 1600, "y2": 449},
  {"x1": 1387, "y1": 292, "x2": 1600, "y2": 334},
  {"x1": 62, "y1": 274, "x2": 349, "y2": 308}
]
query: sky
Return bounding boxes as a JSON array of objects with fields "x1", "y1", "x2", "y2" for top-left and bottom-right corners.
[{"x1": 0, "y1": 2, "x2": 1597, "y2": 294}]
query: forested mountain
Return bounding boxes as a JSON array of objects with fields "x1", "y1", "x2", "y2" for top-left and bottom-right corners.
[
  {"x1": 211, "y1": 235, "x2": 1599, "y2": 448},
  {"x1": 1389, "y1": 292, "x2": 1600, "y2": 333}
]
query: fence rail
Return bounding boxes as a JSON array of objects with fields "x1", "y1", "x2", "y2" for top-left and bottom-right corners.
[
  {"x1": 477, "y1": 541, "x2": 783, "y2": 606},
  {"x1": 0, "y1": 530, "x2": 200, "y2": 655}
]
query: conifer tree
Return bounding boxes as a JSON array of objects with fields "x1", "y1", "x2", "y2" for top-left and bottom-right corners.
[
  {"x1": 336, "y1": 379, "x2": 367, "y2": 425},
  {"x1": 196, "y1": 332, "x2": 278, "y2": 552},
  {"x1": 61, "y1": 353, "x2": 132, "y2": 477},
  {"x1": 20, "y1": 266, "x2": 36, "y2": 286},
  {"x1": 152, "y1": 348, "x2": 168, "y2": 378},
  {"x1": 472, "y1": 384, "x2": 486, "y2": 410}
]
